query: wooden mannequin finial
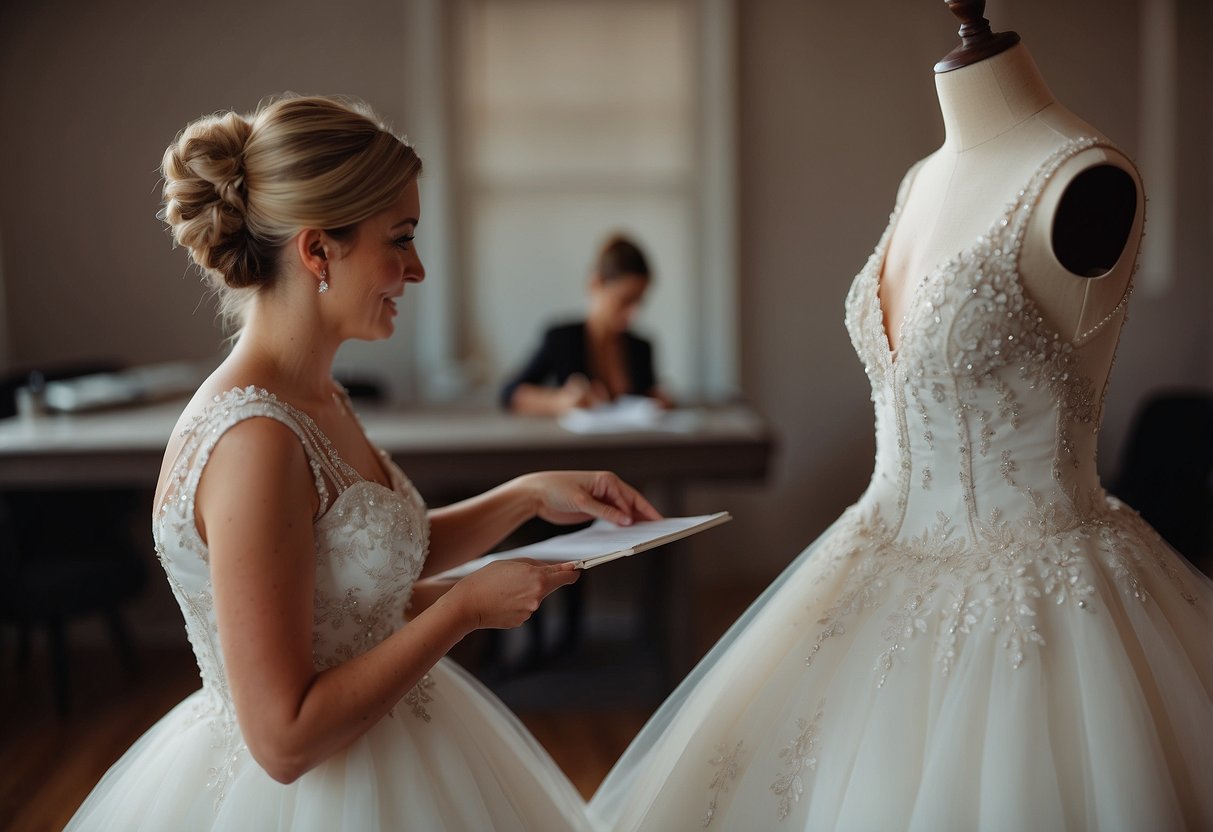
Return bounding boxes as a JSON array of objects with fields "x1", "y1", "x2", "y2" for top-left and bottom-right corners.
[{"x1": 934, "y1": 0, "x2": 1021, "y2": 73}]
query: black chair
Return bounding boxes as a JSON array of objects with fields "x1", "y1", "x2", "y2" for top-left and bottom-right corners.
[
  {"x1": 0, "y1": 490, "x2": 148, "y2": 715},
  {"x1": 0, "y1": 360, "x2": 149, "y2": 716},
  {"x1": 1111, "y1": 390, "x2": 1213, "y2": 577}
]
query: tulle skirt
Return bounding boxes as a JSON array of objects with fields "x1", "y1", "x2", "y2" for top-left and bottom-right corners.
[
  {"x1": 67, "y1": 658, "x2": 591, "y2": 831},
  {"x1": 589, "y1": 497, "x2": 1213, "y2": 831}
]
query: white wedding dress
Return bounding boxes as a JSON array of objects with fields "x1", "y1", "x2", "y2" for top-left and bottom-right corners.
[
  {"x1": 589, "y1": 138, "x2": 1213, "y2": 831},
  {"x1": 66, "y1": 386, "x2": 591, "y2": 831}
]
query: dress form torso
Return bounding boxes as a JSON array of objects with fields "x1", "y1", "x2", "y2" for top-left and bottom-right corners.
[
  {"x1": 880, "y1": 44, "x2": 1143, "y2": 358},
  {"x1": 586, "y1": 30, "x2": 1212, "y2": 832}
]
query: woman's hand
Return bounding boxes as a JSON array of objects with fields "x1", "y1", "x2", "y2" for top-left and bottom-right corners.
[
  {"x1": 422, "y1": 472, "x2": 662, "y2": 579},
  {"x1": 445, "y1": 560, "x2": 581, "y2": 630},
  {"x1": 515, "y1": 470, "x2": 663, "y2": 527},
  {"x1": 554, "y1": 374, "x2": 607, "y2": 413},
  {"x1": 508, "y1": 375, "x2": 607, "y2": 416}
]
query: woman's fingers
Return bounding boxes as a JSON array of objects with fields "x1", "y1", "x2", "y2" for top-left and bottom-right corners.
[
  {"x1": 594, "y1": 473, "x2": 663, "y2": 522},
  {"x1": 498, "y1": 559, "x2": 579, "y2": 591},
  {"x1": 543, "y1": 562, "x2": 581, "y2": 591},
  {"x1": 459, "y1": 560, "x2": 581, "y2": 629},
  {"x1": 528, "y1": 470, "x2": 663, "y2": 527},
  {"x1": 620, "y1": 485, "x2": 662, "y2": 521},
  {"x1": 575, "y1": 490, "x2": 635, "y2": 526}
]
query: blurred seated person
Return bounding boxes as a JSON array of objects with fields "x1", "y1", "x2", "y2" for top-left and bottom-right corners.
[{"x1": 501, "y1": 235, "x2": 672, "y2": 415}]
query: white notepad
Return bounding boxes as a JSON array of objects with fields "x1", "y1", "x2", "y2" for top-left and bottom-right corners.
[
  {"x1": 430, "y1": 512, "x2": 732, "y2": 580},
  {"x1": 557, "y1": 396, "x2": 702, "y2": 434}
]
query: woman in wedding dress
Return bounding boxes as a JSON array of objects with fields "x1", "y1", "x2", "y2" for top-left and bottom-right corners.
[
  {"x1": 66, "y1": 94, "x2": 660, "y2": 831},
  {"x1": 588, "y1": 36, "x2": 1213, "y2": 832}
]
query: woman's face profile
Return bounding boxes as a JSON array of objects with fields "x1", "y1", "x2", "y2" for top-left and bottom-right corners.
[
  {"x1": 591, "y1": 273, "x2": 649, "y2": 333},
  {"x1": 329, "y1": 180, "x2": 425, "y2": 342}
]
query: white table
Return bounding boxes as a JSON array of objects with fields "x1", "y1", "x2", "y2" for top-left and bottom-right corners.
[{"x1": 0, "y1": 401, "x2": 773, "y2": 497}]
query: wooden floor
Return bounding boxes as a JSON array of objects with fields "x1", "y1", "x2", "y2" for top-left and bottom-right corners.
[
  {"x1": 1, "y1": 644, "x2": 202, "y2": 832},
  {"x1": 0, "y1": 582, "x2": 760, "y2": 831}
]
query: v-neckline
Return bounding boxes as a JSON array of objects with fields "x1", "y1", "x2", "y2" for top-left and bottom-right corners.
[
  {"x1": 871, "y1": 158, "x2": 956, "y2": 365},
  {"x1": 869, "y1": 140, "x2": 1087, "y2": 367},
  {"x1": 324, "y1": 387, "x2": 395, "y2": 491}
]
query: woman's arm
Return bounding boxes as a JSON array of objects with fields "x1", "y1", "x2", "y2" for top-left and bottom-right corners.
[
  {"x1": 500, "y1": 327, "x2": 559, "y2": 411},
  {"x1": 508, "y1": 375, "x2": 602, "y2": 416},
  {"x1": 422, "y1": 470, "x2": 662, "y2": 577},
  {"x1": 502, "y1": 326, "x2": 606, "y2": 415},
  {"x1": 201, "y1": 419, "x2": 577, "y2": 784},
  {"x1": 404, "y1": 576, "x2": 458, "y2": 619},
  {"x1": 423, "y1": 477, "x2": 535, "y2": 576}
]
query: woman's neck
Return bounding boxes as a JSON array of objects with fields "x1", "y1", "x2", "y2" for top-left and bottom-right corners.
[
  {"x1": 935, "y1": 43, "x2": 1055, "y2": 151},
  {"x1": 585, "y1": 315, "x2": 620, "y2": 342},
  {"x1": 235, "y1": 295, "x2": 341, "y2": 405}
]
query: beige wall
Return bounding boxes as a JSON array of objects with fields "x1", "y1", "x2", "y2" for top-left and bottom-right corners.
[
  {"x1": 1, "y1": 1, "x2": 1208, "y2": 585},
  {"x1": 0, "y1": 0, "x2": 414, "y2": 382}
]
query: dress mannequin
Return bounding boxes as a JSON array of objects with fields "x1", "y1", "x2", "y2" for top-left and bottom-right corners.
[
  {"x1": 880, "y1": 3, "x2": 1142, "y2": 365},
  {"x1": 584, "y1": 7, "x2": 1212, "y2": 830}
]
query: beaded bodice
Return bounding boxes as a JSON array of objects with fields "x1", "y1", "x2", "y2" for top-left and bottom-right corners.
[
  {"x1": 843, "y1": 137, "x2": 1133, "y2": 546},
  {"x1": 153, "y1": 386, "x2": 430, "y2": 716}
]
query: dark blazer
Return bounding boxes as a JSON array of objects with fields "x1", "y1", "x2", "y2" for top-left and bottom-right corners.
[{"x1": 500, "y1": 321, "x2": 657, "y2": 409}]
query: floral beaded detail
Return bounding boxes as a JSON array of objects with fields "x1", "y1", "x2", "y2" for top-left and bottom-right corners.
[
  {"x1": 152, "y1": 386, "x2": 433, "y2": 809},
  {"x1": 798, "y1": 493, "x2": 1196, "y2": 692},
  {"x1": 770, "y1": 699, "x2": 825, "y2": 821},
  {"x1": 402, "y1": 673, "x2": 436, "y2": 722},
  {"x1": 703, "y1": 740, "x2": 744, "y2": 827}
]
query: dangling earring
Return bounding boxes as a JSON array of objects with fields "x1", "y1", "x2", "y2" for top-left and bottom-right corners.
[{"x1": 318, "y1": 267, "x2": 329, "y2": 294}]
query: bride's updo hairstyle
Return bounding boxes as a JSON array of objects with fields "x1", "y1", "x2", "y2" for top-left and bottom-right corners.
[{"x1": 160, "y1": 95, "x2": 421, "y2": 325}]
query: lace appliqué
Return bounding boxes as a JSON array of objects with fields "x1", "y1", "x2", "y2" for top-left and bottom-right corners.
[
  {"x1": 312, "y1": 481, "x2": 428, "y2": 670},
  {"x1": 804, "y1": 507, "x2": 892, "y2": 670},
  {"x1": 770, "y1": 699, "x2": 825, "y2": 821},
  {"x1": 1099, "y1": 497, "x2": 1200, "y2": 606},
  {"x1": 703, "y1": 740, "x2": 744, "y2": 827},
  {"x1": 402, "y1": 673, "x2": 436, "y2": 722},
  {"x1": 203, "y1": 711, "x2": 244, "y2": 810},
  {"x1": 804, "y1": 494, "x2": 1198, "y2": 689}
]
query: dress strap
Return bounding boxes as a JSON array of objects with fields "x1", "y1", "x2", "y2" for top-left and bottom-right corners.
[
  {"x1": 1006, "y1": 136, "x2": 1113, "y2": 253},
  {"x1": 893, "y1": 157, "x2": 929, "y2": 214},
  {"x1": 1003, "y1": 136, "x2": 1137, "y2": 345},
  {"x1": 868, "y1": 156, "x2": 929, "y2": 271},
  {"x1": 164, "y1": 386, "x2": 355, "y2": 522}
]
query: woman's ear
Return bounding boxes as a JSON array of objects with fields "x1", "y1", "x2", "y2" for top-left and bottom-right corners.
[{"x1": 295, "y1": 228, "x2": 329, "y2": 282}]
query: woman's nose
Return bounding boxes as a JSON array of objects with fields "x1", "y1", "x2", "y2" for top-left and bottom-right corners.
[{"x1": 407, "y1": 250, "x2": 425, "y2": 283}]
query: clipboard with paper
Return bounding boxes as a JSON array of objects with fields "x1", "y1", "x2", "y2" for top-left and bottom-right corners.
[{"x1": 431, "y1": 512, "x2": 732, "y2": 580}]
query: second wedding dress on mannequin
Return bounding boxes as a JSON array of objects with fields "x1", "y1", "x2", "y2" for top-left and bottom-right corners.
[{"x1": 588, "y1": 38, "x2": 1213, "y2": 832}]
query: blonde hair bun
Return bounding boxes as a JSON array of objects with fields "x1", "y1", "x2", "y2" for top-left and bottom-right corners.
[{"x1": 161, "y1": 111, "x2": 266, "y2": 288}]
